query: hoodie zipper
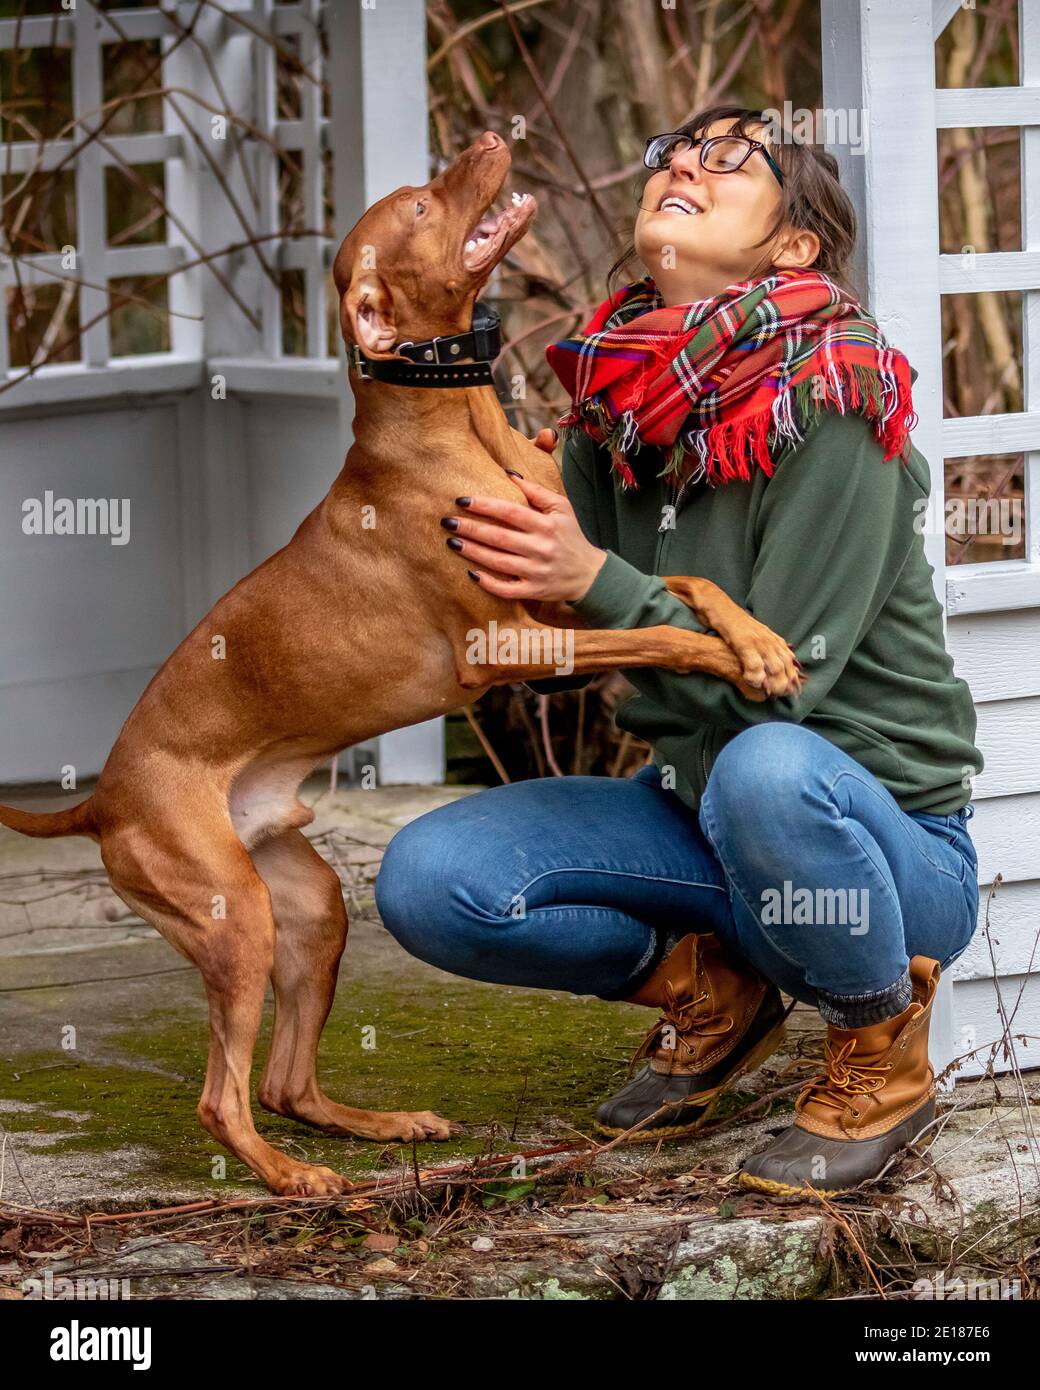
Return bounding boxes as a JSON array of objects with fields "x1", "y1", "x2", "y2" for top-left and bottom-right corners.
[{"x1": 654, "y1": 460, "x2": 709, "y2": 566}]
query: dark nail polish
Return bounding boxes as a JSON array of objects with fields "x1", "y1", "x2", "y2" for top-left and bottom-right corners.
[
  {"x1": 440, "y1": 516, "x2": 459, "y2": 531},
  {"x1": 455, "y1": 496, "x2": 471, "y2": 507},
  {"x1": 446, "y1": 536, "x2": 464, "y2": 551},
  {"x1": 467, "y1": 569, "x2": 481, "y2": 583},
  {"x1": 505, "y1": 469, "x2": 523, "y2": 479}
]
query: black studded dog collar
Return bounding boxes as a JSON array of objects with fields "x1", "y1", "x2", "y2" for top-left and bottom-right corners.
[{"x1": 347, "y1": 302, "x2": 500, "y2": 388}]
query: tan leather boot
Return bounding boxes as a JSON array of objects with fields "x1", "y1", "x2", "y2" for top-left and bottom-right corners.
[
  {"x1": 595, "y1": 932, "x2": 788, "y2": 1140},
  {"x1": 739, "y1": 956, "x2": 941, "y2": 1197}
]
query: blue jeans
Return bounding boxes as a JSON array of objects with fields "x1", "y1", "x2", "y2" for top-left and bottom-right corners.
[{"x1": 374, "y1": 723, "x2": 980, "y2": 1007}]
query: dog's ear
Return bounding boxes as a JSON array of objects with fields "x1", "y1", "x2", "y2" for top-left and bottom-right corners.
[{"x1": 341, "y1": 271, "x2": 397, "y2": 357}]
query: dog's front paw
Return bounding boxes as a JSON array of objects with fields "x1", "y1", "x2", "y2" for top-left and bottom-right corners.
[{"x1": 729, "y1": 622, "x2": 804, "y2": 698}]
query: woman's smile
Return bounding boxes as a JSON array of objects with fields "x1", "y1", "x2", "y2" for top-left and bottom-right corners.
[{"x1": 656, "y1": 193, "x2": 704, "y2": 216}]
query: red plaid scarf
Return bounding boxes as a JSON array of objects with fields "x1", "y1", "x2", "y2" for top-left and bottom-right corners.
[{"x1": 545, "y1": 269, "x2": 917, "y2": 489}]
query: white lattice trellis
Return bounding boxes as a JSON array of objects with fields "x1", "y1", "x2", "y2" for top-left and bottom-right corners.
[{"x1": 0, "y1": 0, "x2": 339, "y2": 385}]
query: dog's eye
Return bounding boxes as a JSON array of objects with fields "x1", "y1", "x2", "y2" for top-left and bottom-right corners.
[{"x1": 415, "y1": 199, "x2": 427, "y2": 217}]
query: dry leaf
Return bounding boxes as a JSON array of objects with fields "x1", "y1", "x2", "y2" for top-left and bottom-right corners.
[{"x1": 361, "y1": 1233, "x2": 398, "y2": 1253}]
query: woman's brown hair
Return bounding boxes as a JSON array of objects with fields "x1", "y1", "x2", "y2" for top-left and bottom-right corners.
[{"x1": 607, "y1": 104, "x2": 859, "y2": 302}]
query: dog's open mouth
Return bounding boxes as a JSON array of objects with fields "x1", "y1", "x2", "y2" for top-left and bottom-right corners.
[{"x1": 462, "y1": 190, "x2": 536, "y2": 272}]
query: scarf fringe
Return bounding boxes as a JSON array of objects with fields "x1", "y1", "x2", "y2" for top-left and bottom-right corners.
[{"x1": 648, "y1": 359, "x2": 918, "y2": 488}]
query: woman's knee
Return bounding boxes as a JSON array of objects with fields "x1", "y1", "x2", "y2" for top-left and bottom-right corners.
[
  {"x1": 700, "y1": 722, "x2": 826, "y2": 835},
  {"x1": 374, "y1": 799, "x2": 512, "y2": 967},
  {"x1": 377, "y1": 813, "x2": 462, "y2": 952}
]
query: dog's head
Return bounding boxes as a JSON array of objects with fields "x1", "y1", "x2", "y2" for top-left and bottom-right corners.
[{"x1": 332, "y1": 130, "x2": 537, "y2": 360}]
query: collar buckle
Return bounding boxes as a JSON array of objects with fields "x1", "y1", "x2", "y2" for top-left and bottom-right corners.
[{"x1": 347, "y1": 343, "x2": 373, "y2": 380}]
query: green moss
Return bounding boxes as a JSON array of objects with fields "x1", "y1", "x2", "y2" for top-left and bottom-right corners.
[{"x1": 0, "y1": 976, "x2": 660, "y2": 1193}]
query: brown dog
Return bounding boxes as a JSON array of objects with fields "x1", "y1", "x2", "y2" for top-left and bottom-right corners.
[{"x1": 0, "y1": 131, "x2": 800, "y2": 1195}]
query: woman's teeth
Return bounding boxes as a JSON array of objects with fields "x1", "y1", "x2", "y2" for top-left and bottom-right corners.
[{"x1": 660, "y1": 197, "x2": 701, "y2": 216}]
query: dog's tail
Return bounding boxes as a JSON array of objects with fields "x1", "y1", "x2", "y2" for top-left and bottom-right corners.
[{"x1": 0, "y1": 797, "x2": 97, "y2": 840}]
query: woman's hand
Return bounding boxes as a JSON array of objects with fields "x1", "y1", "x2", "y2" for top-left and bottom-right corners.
[{"x1": 440, "y1": 429, "x2": 607, "y2": 603}]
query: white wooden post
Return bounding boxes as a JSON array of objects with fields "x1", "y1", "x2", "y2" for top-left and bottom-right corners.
[
  {"x1": 327, "y1": 0, "x2": 445, "y2": 784},
  {"x1": 73, "y1": 5, "x2": 110, "y2": 367},
  {"x1": 821, "y1": 0, "x2": 956, "y2": 1075},
  {"x1": 0, "y1": 48, "x2": 9, "y2": 375},
  {"x1": 163, "y1": 1, "x2": 265, "y2": 615},
  {"x1": 1021, "y1": 5, "x2": 1040, "y2": 571}
]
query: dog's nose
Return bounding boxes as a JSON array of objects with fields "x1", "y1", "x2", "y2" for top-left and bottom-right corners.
[{"x1": 476, "y1": 130, "x2": 505, "y2": 152}]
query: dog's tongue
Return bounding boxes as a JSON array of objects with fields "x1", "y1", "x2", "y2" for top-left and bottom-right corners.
[{"x1": 473, "y1": 209, "x2": 505, "y2": 238}]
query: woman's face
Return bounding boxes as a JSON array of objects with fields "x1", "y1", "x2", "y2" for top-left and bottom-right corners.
[{"x1": 635, "y1": 119, "x2": 803, "y2": 305}]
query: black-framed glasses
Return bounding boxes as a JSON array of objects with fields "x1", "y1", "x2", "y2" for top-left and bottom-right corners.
[{"x1": 643, "y1": 132, "x2": 785, "y2": 188}]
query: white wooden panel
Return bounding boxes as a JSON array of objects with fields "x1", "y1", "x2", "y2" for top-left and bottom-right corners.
[
  {"x1": 209, "y1": 357, "x2": 342, "y2": 398},
  {"x1": 950, "y1": 972, "x2": 1040, "y2": 1079},
  {"x1": 953, "y1": 879, "x2": 1040, "y2": 981},
  {"x1": 946, "y1": 561, "x2": 1040, "y2": 615},
  {"x1": 378, "y1": 718, "x2": 449, "y2": 786},
  {"x1": 0, "y1": 357, "x2": 201, "y2": 411},
  {"x1": 935, "y1": 86, "x2": 1040, "y2": 128},
  {"x1": 948, "y1": 610, "x2": 1040, "y2": 701},
  {"x1": 0, "y1": 405, "x2": 187, "y2": 689},
  {"x1": 939, "y1": 249, "x2": 1040, "y2": 294},
  {"x1": 970, "y1": 792, "x2": 1040, "y2": 885},
  {"x1": 240, "y1": 395, "x2": 341, "y2": 564},
  {"x1": 972, "y1": 698, "x2": 1040, "y2": 799},
  {"x1": 0, "y1": 668, "x2": 155, "y2": 785},
  {"x1": 943, "y1": 411, "x2": 1040, "y2": 457}
]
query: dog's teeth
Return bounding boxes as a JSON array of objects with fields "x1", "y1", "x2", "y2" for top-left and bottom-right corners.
[
  {"x1": 465, "y1": 239, "x2": 478, "y2": 252},
  {"x1": 512, "y1": 191, "x2": 527, "y2": 206}
]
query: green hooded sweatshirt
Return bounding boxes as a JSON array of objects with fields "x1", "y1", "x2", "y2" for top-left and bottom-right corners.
[{"x1": 528, "y1": 407, "x2": 983, "y2": 816}]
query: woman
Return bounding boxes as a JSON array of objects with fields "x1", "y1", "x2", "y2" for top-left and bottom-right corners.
[{"x1": 374, "y1": 107, "x2": 983, "y2": 1197}]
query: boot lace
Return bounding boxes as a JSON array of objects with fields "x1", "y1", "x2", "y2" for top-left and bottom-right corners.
[
  {"x1": 797, "y1": 1037, "x2": 893, "y2": 1127},
  {"x1": 631, "y1": 982, "x2": 733, "y2": 1070}
]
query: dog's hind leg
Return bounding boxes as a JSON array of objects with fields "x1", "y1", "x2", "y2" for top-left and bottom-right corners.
[
  {"x1": 251, "y1": 829, "x2": 456, "y2": 1142},
  {"x1": 101, "y1": 818, "x2": 353, "y2": 1196}
]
